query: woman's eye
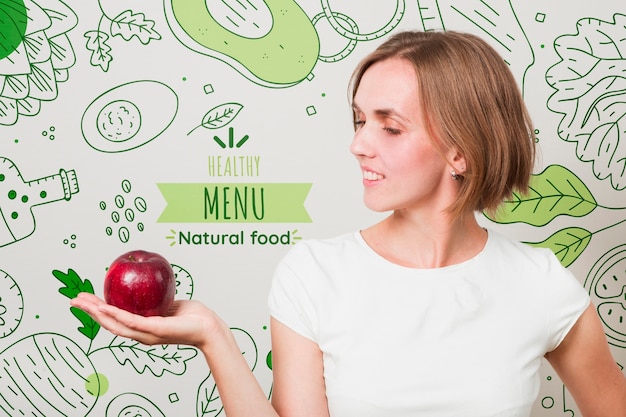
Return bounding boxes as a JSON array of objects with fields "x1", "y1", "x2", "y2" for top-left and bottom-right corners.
[
  {"x1": 354, "y1": 120, "x2": 365, "y2": 128},
  {"x1": 384, "y1": 127, "x2": 401, "y2": 135}
]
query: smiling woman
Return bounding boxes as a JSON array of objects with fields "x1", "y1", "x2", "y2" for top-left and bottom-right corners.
[
  {"x1": 349, "y1": 57, "x2": 454, "y2": 216},
  {"x1": 348, "y1": 30, "x2": 536, "y2": 219},
  {"x1": 71, "y1": 29, "x2": 626, "y2": 417}
]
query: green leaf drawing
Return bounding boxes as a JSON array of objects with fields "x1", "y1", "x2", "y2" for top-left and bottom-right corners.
[
  {"x1": 84, "y1": 30, "x2": 112, "y2": 71},
  {"x1": 52, "y1": 268, "x2": 100, "y2": 340},
  {"x1": 197, "y1": 372, "x2": 223, "y2": 417},
  {"x1": 70, "y1": 306, "x2": 101, "y2": 340},
  {"x1": 195, "y1": 328, "x2": 258, "y2": 416},
  {"x1": 111, "y1": 10, "x2": 161, "y2": 44},
  {"x1": 108, "y1": 337, "x2": 198, "y2": 377},
  {"x1": 0, "y1": 0, "x2": 28, "y2": 60},
  {"x1": 188, "y1": 102, "x2": 244, "y2": 135},
  {"x1": 524, "y1": 227, "x2": 592, "y2": 267},
  {"x1": 53, "y1": 268, "x2": 95, "y2": 298},
  {"x1": 29, "y1": 61, "x2": 57, "y2": 100},
  {"x1": 1, "y1": 0, "x2": 77, "y2": 125},
  {"x1": 487, "y1": 165, "x2": 597, "y2": 226}
]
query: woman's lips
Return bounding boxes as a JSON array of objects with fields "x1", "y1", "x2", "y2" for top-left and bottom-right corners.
[{"x1": 362, "y1": 170, "x2": 384, "y2": 181}]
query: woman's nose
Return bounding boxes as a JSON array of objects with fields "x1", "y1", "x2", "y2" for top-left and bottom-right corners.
[{"x1": 349, "y1": 127, "x2": 374, "y2": 158}]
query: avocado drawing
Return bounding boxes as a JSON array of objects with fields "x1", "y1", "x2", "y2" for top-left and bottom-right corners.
[{"x1": 164, "y1": 0, "x2": 319, "y2": 87}]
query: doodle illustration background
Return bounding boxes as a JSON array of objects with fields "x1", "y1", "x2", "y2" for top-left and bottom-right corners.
[{"x1": 1, "y1": 0, "x2": 625, "y2": 415}]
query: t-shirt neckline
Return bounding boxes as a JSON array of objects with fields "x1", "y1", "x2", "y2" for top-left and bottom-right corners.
[{"x1": 353, "y1": 229, "x2": 492, "y2": 273}]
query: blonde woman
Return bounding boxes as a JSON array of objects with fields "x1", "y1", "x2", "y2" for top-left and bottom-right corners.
[{"x1": 73, "y1": 30, "x2": 626, "y2": 417}]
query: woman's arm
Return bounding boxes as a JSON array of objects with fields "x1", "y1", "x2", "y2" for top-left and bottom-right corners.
[
  {"x1": 70, "y1": 293, "x2": 329, "y2": 417},
  {"x1": 270, "y1": 317, "x2": 330, "y2": 417},
  {"x1": 545, "y1": 303, "x2": 626, "y2": 416},
  {"x1": 71, "y1": 293, "x2": 279, "y2": 416}
]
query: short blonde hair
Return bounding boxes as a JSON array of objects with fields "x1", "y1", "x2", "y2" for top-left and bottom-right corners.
[{"x1": 349, "y1": 30, "x2": 536, "y2": 218}]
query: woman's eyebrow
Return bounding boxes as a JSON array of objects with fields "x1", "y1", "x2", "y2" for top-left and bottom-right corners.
[
  {"x1": 353, "y1": 103, "x2": 407, "y2": 119},
  {"x1": 352, "y1": 100, "x2": 412, "y2": 124},
  {"x1": 375, "y1": 108, "x2": 411, "y2": 124}
]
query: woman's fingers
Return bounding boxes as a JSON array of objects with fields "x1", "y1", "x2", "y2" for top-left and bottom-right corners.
[
  {"x1": 70, "y1": 292, "x2": 106, "y2": 318},
  {"x1": 70, "y1": 293, "x2": 213, "y2": 347},
  {"x1": 71, "y1": 292, "x2": 165, "y2": 344}
]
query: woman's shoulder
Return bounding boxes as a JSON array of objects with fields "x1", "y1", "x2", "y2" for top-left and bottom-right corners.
[{"x1": 483, "y1": 228, "x2": 566, "y2": 274}]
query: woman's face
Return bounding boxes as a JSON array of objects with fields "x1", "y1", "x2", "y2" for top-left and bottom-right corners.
[{"x1": 350, "y1": 58, "x2": 457, "y2": 214}]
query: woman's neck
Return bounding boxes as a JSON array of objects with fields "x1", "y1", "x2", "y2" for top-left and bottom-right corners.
[{"x1": 360, "y1": 210, "x2": 487, "y2": 269}]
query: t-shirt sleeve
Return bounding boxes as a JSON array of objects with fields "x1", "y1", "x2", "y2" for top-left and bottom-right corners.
[
  {"x1": 268, "y1": 245, "x2": 319, "y2": 342},
  {"x1": 543, "y1": 249, "x2": 591, "y2": 352}
]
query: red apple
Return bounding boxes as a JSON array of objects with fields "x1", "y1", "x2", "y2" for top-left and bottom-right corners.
[{"x1": 104, "y1": 250, "x2": 175, "y2": 316}]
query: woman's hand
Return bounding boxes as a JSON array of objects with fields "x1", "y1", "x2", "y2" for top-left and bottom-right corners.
[
  {"x1": 72, "y1": 293, "x2": 282, "y2": 417},
  {"x1": 70, "y1": 292, "x2": 223, "y2": 348}
]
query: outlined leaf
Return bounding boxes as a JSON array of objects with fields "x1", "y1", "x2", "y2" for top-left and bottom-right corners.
[
  {"x1": 188, "y1": 103, "x2": 244, "y2": 134},
  {"x1": 195, "y1": 328, "x2": 258, "y2": 417},
  {"x1": 49, "y1": 34, "x2": 76, "y2": 69},
  {"x1": 2, "y1": 75, "x2": 29, "y2": 99},
  {"x1": 27, "y1": 61, "x2": 57, "y2": 100},
  {"x1": 23, "y1": 32, "x2": 51, "y2": 63},
  {"x1": 108, "y1": 337, "x2": 198, "y2": 376},
  {"x1": 84, "y1": 30, "x2": 112, "y2": 71},
  {"x1": 524, "y1": 227, "x2": 592, "y2": 267},
  {"x1": 16, "y1": 96, "x2": 40, "y2": 116},
  {"x1": 486, "y1": 165, "x2": 597, "y2": 226},
  {"x1": 0, "y1": 97, "x2": 18, "y2": 124},
  {"x1": 197, "y1": 372, "x2": 223, "y2": 417},
  {"x1": 110, "y1": 10, "x2": 161, "y2": 44}
]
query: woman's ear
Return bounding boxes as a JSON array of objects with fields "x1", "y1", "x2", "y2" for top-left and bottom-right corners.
[{"x1": 448, "y1": 148, "x2": 467, "y2": 175}]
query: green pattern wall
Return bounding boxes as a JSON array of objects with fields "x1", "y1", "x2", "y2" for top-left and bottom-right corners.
[{"x1": 1, "y1": 1, "x2": 625, "y2": 415}]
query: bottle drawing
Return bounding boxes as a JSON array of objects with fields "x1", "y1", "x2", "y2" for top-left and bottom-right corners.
[{"x1": 0, "y1": 157, "x2": 79, "y2": 248}]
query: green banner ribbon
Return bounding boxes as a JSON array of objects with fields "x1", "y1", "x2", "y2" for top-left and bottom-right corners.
[{"x1": 157, "y1": 183, "x2": 312, "y2": 223}]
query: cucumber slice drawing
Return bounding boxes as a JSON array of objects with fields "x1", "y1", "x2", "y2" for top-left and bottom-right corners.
[
  {"x1": 585, "y1": 245, "x2": 626, "y2": 348},
  {"x1": 172, "y1": 263, "x2": 194, "y2": 300},
  {"x1": 0, "y1": 269, "x2": 23, "y2": 338}
]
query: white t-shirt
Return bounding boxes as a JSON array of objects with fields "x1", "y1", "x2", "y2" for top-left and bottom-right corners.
[{"x1": 268, "y1": 230, "x2": 590, "y2": 417}]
